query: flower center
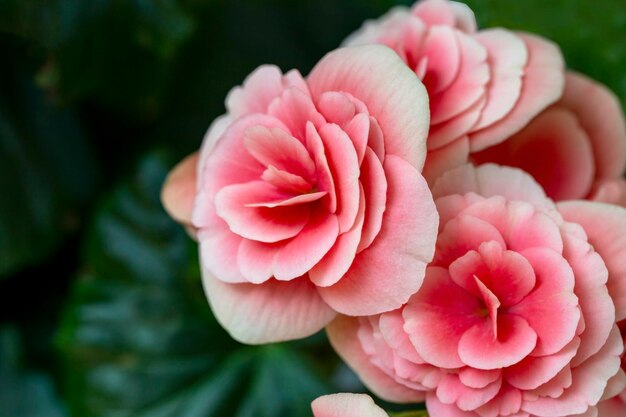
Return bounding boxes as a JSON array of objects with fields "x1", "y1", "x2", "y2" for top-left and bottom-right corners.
[{"x1": 474, "y1": 275, "x2": 501, "y2": 340}]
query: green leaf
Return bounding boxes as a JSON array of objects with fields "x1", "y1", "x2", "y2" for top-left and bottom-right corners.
[
  {"x1": 0, "y1": 44, "x2": 99, "y2": 277},
  {"x1": 0, "y1": 326, "x2": 66, "y2": 417},
  {"x1": 58, "y1": 152, "x2": 332, "y2": 417}
]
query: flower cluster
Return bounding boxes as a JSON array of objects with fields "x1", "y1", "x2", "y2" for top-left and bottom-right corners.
[{"x1": 161, "y1": 0, "x2": 626, "y2": 416}]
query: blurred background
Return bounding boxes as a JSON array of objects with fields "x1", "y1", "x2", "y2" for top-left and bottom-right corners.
[{"x1": 1, "y1": 1, "x2": 625, "y2": 416}]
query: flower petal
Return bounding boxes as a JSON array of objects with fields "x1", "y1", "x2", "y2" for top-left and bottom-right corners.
[
  {"x1": 308, "y1": 45, "x2": 430, "y2": 170},
  {"x1": 311, "y1": 393, "x2": 389, "y2": 417},
  {"x1": 201, "y1": 271, "x2": 336, "y2": 344},
  {"x1": 318, "y1": 156, "x2": 437, "y2": 316}
]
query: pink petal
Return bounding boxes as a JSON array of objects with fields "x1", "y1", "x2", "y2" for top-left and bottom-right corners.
[
  {"x1": 591, "y1": 178, "x2": 626, "y2": 207},
  {"x1": 317, "y1": 91, "x2": 357, "y2": 126},
  {"x1": 509, "y1": 247, "x2": 579, "y2": 356},
  {"x1": 306, "y1": 122, "x2": 337, "y2": 212},
  {"x1": 318, "y1": 156, "x2": 438, "y2": 316},
  {"x1": 432, "y1": 164, "x2": 552, "y2": 210},
  {"x1": 560, "y1": 221, "x2": 614, "y2": 366},
  {"x1": 260, "y1": 165, "x2": 312, "y2": 194},
  {"x1": 521, "y1": 326, "x2": 623, "y2": 417},
  {"x1": 268, "y1": 86, "x2": 325, "y2": 141},
  {"x1": 429, "y1": 33, "x2": 489, "y2": 126},
  {"x1": 201, "y1": 272, "x2": 336, "y2": 344},
  {"x1": 198, "y1": 224, "x2": 246, "y2": 283},
  {"x1": 344, "y1": 112, "x2": 370, "y2": 164},
  {"x1": 559, "y1": 72, "x2": 626, "y2": 180},
  {"x1": 307, "y1": 45, "x2": 430, "y2": 170},
  {"x1": 459, "y1": 368, "x2": 502, "y2": 389},
  {"x1": 379, "y1": 309, "x2": 425, "y2": 364},
  {"x1": 422, "y1": 136, "x2": 470, "y2": 186},
  {"x1": 597, "y1": 397, "x2": 626, "y2": 417},
  {"x1": 472, "y1": 108, "x2": 595, "y2": 201},
  {"x1": 214, "y1": 181, "x2": 310, "y2": 243},
  {"x1": 437, "y1": 373, "x2": 502, "y2": 411},
  {"x1": 459, "y1": 314, "x2": 537, "y2": 370},
  {"x1": 404, "y1": 267, "x2": 482, "y2": 369},
  {"x1": 243, "y1": 125, "x2": 317, "y2": 181},
  {"x1": 505, "y1": 338, "x2": 580, "y2": 390},
  {"x1": 427, "y1": 393, "x2": 479, "y2": 417},
  {"x1": 471, "y1": 29, "x2": 527, "y2": 131},
  {"x1": 273, "y1": 209, "x2": 339, "y2": 280},
  {"x1": 201, "y1": 114, "x2": 287, "y2": 198},
  {"x1": 309, "y1": 186, "x2": 365, "y2": 287},
  {"x1": 433, "y1": 213, "x2": 506, "y2": 268},
  {"x1": 427, "y1": 95, "x2": 485, "y2": 151},
  {"x1": 318, "y1": 123, "x2": 361, "y2": 233},
  {"x1": 357, "y1": 147, "x2": 388, "y2": 252},
  {"x1": 311, "y1": 393, "x2": 389, "y2": 417},
  {"x1": 469, "y1": 33, "x2": 565, "y2": 151},
  {"x1": 161, "y1": 152, "x2": 198, "y2": 227},
  {"x1": 420, "y1": 26, "x2": 462, "y2": 94},
  {"x1": 326, "y1": 315, "x2": 426, "y2": 403},
  {"x1": 411, "y1": 0, "x2": 458, "y2": 27},
  {"x1": 237, "y1": 237, "x2": 279, "y2": 283},
  {"x1": 558, "y1": 201, "x2": 626, "y2": 321},
  {"x1": 225, "y1": 65, "x2": 308, "y2": 117}
]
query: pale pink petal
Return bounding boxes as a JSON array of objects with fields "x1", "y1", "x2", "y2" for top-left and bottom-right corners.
[
  {"x1": 201, "y1": 271, "x2": 336, "y2": 344},
  {"x1": 434, "y1": 213, "x2": 506, "y2": 268},
  {"x1": 471, "y1": 29, "x2": 527, "y2": 130},
  {"x1": 427, "y1": 393, "x2": 479, "y2": 417},
  {"x1": 404, "y1": 267, "x2": 482, "y2": 369},
  {"x1": 327, "y1": 315, "x2": 426, "y2": 403},
  {"x1": 420, "y1": 26, "x2": 462, "y2": 94},
  {"x1": 309, "y1": 187, "x2": 365, "y2": 287},
  {"x1": 317, "y1": 91, "x2": 357, "y2": 126},
  {"x1": 198, "y1": 225, "x2": 246, "y2": 283},
  {"x1": 459, "y1": 368, "x2": 502, "y2": 389},
  {"x1": 591, "y1": 178, "x2": 626, "y2": 207},
  {"x1": 318, "y1": 156, "x2": 438, "y2": 316},
  {"x1": 509, "y1": 247, "x2": 579, "y2": 356},
  {"x1": 243, "y1": 125, "x2": 316, "y2": 180},
  {"x1": 521, "y1": 326, "x2": 623, "y2": 417},
  {"x1": 357, "y1": 147, "x2": 388, "y2": 252},
  {"x1": 311, "y1": 393, "x2": 389, "y2": 417},
  {"x1": 558, "y1": 201, "x2": 626, "y2": 321},
  {"x1": 225, "y1": 65, "x2": 307, "y2": 117},
  {"x1": 198, "y1": 115, "x2": 233, "y2": 183},
  {"x1": 505, "y1": 338, "x2": 580, "y2": 390},
  {"x1": 308, "y1": 45, "x2": 430, "y2": 170},
  {"x1": 472, "y1": 108, "x2": 595, "y2": 201},
  {"x1": 561, "y1": 220, "x2": 615, "y2": 366},
  {"x1": 214, "y1": 181, "x2": 310, "y2": 243},
  {"x1": 268, "y1": 87, "x2": 325, "y2": 141},
  {"x1": 344, "y1": 112, "x2": 370, "y2": 164},
  {"x1": 318, "y1": 123, "x2": 361, "y2": 233},
  {"x1": 379, "y1": 309, "x2": 425, "y2": 364},
  {"x1": 273, "y1": 210, "x2": 339, "y2": 280},
  {"x1": 237, "y1": 237, "x2": 278, "y2": 284},
  {"x1": 427, "y1": 96, "x2": 485, "y2": 151},
  {"x1": 411, "y1": 0, "x2": 458, "y2": 27},
  {"x1": 260, "y1": 166, "x2": 312, "y2": 194},
  {"x1": 161, "y1": 152, "x2": 198, "y2": 227},
  {"x1": 432, "y1": 164, "x2": 552, "y2": 209},
  {"x1": 476, "y1": 384, "x2": 523, "y2": 417},
  {"x1": 469, "y1": 33, "x2": 565, "y2": 151},
  {"x1": 423, "y1": 137, "x2": 470, "y2": 186},
  {"x1": 429, "y1": 33, "x2": 489, "y2": 125},
  {"x1": 560, "y1": 72, "x2": 626, "y2": 180},
  {"x1": 597, "y1": 397, "x2": 626, "y2": 417},
  {"x1": 306, "y1": 122, "x2": 337, "y2": 212},
  {"x1": 459, "y1": 314, "x2": 537, "y2": 370},
  {"x1": 201, "y1": 114, "x2": 287, "y2": 198},
  {"x1": 437, "y1": 373, "x2": 502, "y2": 411}
]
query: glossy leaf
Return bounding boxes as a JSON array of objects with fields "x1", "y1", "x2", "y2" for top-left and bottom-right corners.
[{"x1": 58, "y1": 153, "x2": 332, "y2": 417}]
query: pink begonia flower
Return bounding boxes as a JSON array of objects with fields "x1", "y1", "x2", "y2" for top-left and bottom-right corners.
[
  {"x1": 344, "y1": 0, "x2": 565, "y2": 183},
  {"x1": 596, "y1": 321, "x2": 626, "y2": 417},
  {"x1": 311, "y1": 393, "x2": 389, "y2": 417},
  {"x1": 161, "y1": 45, "x2": 439, "y2": 344},
  {"x1": 328, "y1": 164, "x2": 626, "y2": 417},
  {"x1": 474, "y1": 72, "x2": 626, "y2": 201}
]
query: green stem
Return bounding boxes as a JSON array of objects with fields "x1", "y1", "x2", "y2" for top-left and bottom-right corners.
[{"x1": 388, "y1": 410, "x2": 429, "y2": 417}]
